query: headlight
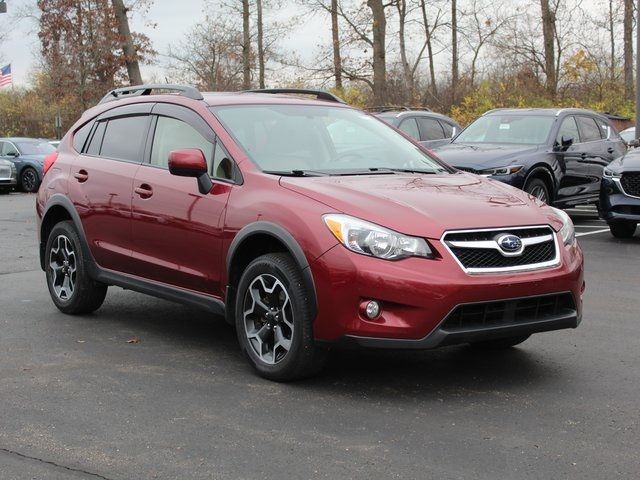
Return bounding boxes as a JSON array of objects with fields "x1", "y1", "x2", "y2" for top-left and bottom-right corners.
[
  {"x1": 603, "y1": 167, "x2": 621, "y2": 178},
  {"x1": 323, "y1": 214, "x2": 433, "y2": 260},
  {"x1": 550, "y1": 207, "x2": 575, "y2": 245},
  {"x1": 479, "y1": 165, "x2": 523, "y2": 176}
]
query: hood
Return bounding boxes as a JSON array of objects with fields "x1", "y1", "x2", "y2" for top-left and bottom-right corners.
[
  {"x1": 280, "y1": 172, "x2": 562, "y2": 238},
  {"x1": 16, "y1": 154, "x2": 46, "y2": 164},
  {"x1": 432, "y1": 143, "x2": 541, "y2": 171},
  {"x1": 616, "y1": 150, "x2": 640, "y2": 170}
]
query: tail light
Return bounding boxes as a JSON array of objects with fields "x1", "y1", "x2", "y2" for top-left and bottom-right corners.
[{"x1": 43, "y1": 152, "x2": 59, "y2": 174}]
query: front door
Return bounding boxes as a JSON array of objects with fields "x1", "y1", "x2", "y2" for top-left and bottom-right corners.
[{"x1": 129, "y1": 106, "x2": 235, "y2": 295}]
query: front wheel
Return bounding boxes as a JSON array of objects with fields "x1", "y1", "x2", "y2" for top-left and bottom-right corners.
[
  {"x1": 609, "y1": 221, "x2": 637, "y2": 238},
  {"x1": 45, "y1": 221, "x2": 108, "y2": 314},
  {"x1": 524, "y1": 178, "x2": 550, "y2": 204},
  {"x1": 235, "y1": 253, "x2": 327, "y2": 381},
  {"x1": 20, "y1": 167, "x2": 40, "y2": 193}
]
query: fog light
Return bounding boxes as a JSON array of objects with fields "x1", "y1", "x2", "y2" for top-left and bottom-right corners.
[{"x1": 361, "y1": 300, "x2": 381, "y2": 319}]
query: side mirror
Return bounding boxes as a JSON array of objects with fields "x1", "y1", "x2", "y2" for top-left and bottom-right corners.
[
  {"x1": 629, "y1": 139, "x2": 640, "y2": 148},
  {"x1": 168, "y1": 149, "x2": 212, "y2": 194},
  {"x1": 6, "y1": 151, "x2": 18, "y2": 157},
  {"x1": 560, "y1": 136, "x2": 574, "y2": 151}
]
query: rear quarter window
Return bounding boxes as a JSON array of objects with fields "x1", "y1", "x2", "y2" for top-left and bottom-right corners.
[{"x1": 73, "y1": 122, "x2": 94, "y2": 152}]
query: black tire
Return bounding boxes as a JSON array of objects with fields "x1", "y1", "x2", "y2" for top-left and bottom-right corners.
[
  {"x1": 470, "y1": 335, "x2": 530, "y2": 350},
  {"x1": 45, "y1": 220, "x2": 108, "y2": 315},
  {"x1": 524, "y1": 178, "x2": 550, "y2": 204},
  {"x1": 609, "y1": 221, "x2": 637, "y2": 238},
  {"x1": 235, "y1": 253, "x2": 327, "y2": 381},
  {"x1": 20, "y1": 167, "x2": 40, "y2": 193}
]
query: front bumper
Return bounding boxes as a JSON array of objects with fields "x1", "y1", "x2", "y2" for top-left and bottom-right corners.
[
  {"x1": 310, "y1": 234, "x2": 584, "y2": 348},
  {"x1": 600, "y1": 176, "x2": 640, "y2": 223}
]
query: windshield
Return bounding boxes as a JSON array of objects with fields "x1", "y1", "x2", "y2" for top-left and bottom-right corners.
[
  {"x1": 454, "y1": 115, "x2": 555, "y2": 145},
  {"x1": 212, "y1": 105, "x2": 449, "y2": 175},
  {"x1": 16, "y1": 141, "x2": 56, "y2": 155}
]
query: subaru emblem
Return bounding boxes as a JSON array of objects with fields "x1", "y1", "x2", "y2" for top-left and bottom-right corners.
[{"x1": 497, "y1": 234, "x2": 523, "y2": 254}]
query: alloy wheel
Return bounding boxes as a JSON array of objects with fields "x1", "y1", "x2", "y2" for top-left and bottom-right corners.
[
  {"x1": 529, "y1": 185, "x2": 548, "y2": 203},
  {"x1": 49, "y1": 235, "x2": 77, "y2": 300},
  {"x1": 22, "y1": 169, "x2": 38, "y2": 192},
  {"x1": 243, "y1": 274, "x2": 294, "y2": 365}
]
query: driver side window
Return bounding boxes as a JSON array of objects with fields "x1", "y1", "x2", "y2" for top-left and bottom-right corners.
[
  {"x1": 2, "y1": 142, "x2": 18, "y2": 156},
  {"x1": 556, "y1": 116, "x2": 580, "y2": 145}
]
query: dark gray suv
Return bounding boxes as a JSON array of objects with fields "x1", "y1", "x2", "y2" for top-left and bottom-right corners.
[{"x1": 373, "y1": 108, "x2": 462, "y2": 149}]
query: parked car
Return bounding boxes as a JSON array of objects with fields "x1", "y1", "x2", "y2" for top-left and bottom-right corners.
[
  {"x1": 0, "y1": 158, "x2": 17, "y2": 194},
  {"x1": 0, "y1": 138, "x2": 57, "y2": 192},
  {"x1": 433, "y1": 108, "x2": 626, "y2": 207},
  {"x1": 37, "y1": 86, "x2": 584, "y2": 381},
  {"x1": 48, "y1": 140, "x2": 61, "y2": 149},
  {"x1": 372, "y1": 107, "x2": 462, "y2": 149},
  {"x1": 619, "y1": 127, "x2": 636, "y2": 145},
  {"x1": 599, "y1": 148, "x2": 640, "y2": 238}
]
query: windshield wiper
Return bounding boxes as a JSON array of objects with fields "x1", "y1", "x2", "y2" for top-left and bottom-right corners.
[
  {"x1": 370, "y1": 167, "x2": 442, "y2": 175},
  {"x1": 263, "y1": 170, "x2": 329, "y2": 177}
]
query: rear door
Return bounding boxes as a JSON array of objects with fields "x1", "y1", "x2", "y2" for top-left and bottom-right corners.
[
  {"x1": 574, "y1": 115, "x2": 609, "y2": 198},
  {"x1": 129, "y1": 104, "x2": 235, "y2": 295},
  {"x1": 555, "y1": 115, "x2": 591, "y2": 202},
  {"x1": 68, "y1": 104, "x2": 152, "y2": 274}
]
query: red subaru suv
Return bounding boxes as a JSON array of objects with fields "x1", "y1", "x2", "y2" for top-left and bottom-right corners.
[{"x1": 37, "y1": 86, "x2": 584, "y2": 381}]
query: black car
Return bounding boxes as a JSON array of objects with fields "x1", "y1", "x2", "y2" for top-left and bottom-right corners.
[
  {"x1": 373, "y1": 107, "x2": 462, "y2": 149},
  {"x1": 599, "y1": 149, "x2": 640, "y2": 238},
  {"x1": 433, "y1": 108, "x2": 627, "y2": 207},
  {"x1": 0, "y1": 138, "x2": 57, "y2": 192}
]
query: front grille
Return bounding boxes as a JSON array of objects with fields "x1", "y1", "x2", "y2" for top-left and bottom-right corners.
[
  {"x1": 441, "y1": 293, "x2": 576, "y2": 332},
  {"x1": 621, "y1": 172, "x2": 640, "y2": 197},
  {"x1": 443, "y1": 226, "x2": 558, "y2": 273}
]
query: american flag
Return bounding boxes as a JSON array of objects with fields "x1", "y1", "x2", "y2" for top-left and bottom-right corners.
[{"x1": 0, "y1": 64, "x2": 12, "y2": 88}]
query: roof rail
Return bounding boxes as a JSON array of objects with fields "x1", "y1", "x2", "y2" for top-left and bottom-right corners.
[
  {"x1": 366, "y1": 105, "x2": 432, "y2": 113},
  {"x1": 99, "y1": 84, "x2": 204, "y2": 104},
  {"x1": 244, "y1": 88, "x2": 346, "y2": 104}
]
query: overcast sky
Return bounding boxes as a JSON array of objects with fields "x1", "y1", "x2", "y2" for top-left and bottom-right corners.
[{"x1": 0, "y1": 0, "x2": 328, "y2": 86}]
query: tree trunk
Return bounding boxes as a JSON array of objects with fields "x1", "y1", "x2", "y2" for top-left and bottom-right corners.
[
  {"x1": 331, "y1": 0, "x2": 343, "y2": 89},
  {"x1": 419, "y1": 0, "x2": 437, "y2": 99},
  {"x1": 111, "y1": 0, "x2": 142, "y2": 85},
  {"x1": 609, "y1": 0, "x2": 615, "y2": 82},
  {"x1": 397, "y1": 0, "x2": 413, "y2": 102},
  {"x1": 624, "y1": 0, "x2": 633, "y2": 101},
  {"x1": 368, "y1": 0, "x2": 387, "y2": 105},
  {"x1": 451, "y1": 0, "x2": 458, "y2": 105},
  {"x1": 242, "y1": 0, "x2": 251, "y2": 89},
  {"x1": 540, "y1": 0, "x2": 557, "y2": 98},
  {"x1": 257, "y1": 0, "x2": 265, "y2": 89}
]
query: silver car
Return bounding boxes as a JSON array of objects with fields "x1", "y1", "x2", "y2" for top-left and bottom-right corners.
[{"x1": 0, "y1": 158, "x2": 17, "y2": 194}]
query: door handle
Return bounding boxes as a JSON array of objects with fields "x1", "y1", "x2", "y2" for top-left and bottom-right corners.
[
  {"x1": 73, "y1": 170, "x2": 88, "y2": 183},
  {"x1": 580, "y1": 153, "x2": 587, "y2": 159},
  {"x1": 134, "y1": 184, "x2": 153, "y2": 198},
  {"x1": 607, "y1": 147, "x2": 615, "y2": 154}
]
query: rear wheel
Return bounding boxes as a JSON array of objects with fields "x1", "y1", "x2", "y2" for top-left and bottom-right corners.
[
  {"x1": 609, "y1": 221, "x2": 637, "y2": 238},
  {"x1": 470, "y1": 335, "x2": 530, "y2": 350},
  {"x1": 20, "y1": 167, "x2": 40, "y2": 193},
  {"x1": 235, "y1": 253, "x2": 327, "y2": 381},
  {"x1": 524, "y1": 178, "x2": 550, "y2": 204},
  {"x1": 45, "y1": 221, "x2": 108, "y2": 314}
]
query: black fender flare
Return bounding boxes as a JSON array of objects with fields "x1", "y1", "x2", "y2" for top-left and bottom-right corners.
[
  {"x1": 39, "y1": 194, "x2": 95, "y2": 271},
  {"x1": 226, "y1": 221, "x2": 318, "y2": 320}
]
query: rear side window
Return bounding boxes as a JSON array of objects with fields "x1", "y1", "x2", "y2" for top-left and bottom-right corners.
[
  {"x1": 85, "y1": 122, "x2": 106, "y2": 156},
  {"x1": 100, "y1": 116, "x2": 149, "y2": 162},
  {"x1": 73, "y1": 122, "x2": 94, "y2": 152},
  {"x1": 398, "y1": 118, "x2": 420, "y2": 140},
  {"x1": 150, "y1": 116, "x2": 214, "y2": 171},
  {"x1": 417, "y1": 117, "x2": 445, "y2": 140},
  {"x1": 576, "y1": 116, "x2": 601, "y2": 142}
]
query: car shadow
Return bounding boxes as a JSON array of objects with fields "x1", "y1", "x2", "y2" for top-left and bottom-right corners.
[{"x1": 86, "y1": 289, "x2": 560, "y2": 400}]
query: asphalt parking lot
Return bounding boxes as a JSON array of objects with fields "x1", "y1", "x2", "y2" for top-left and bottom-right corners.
[{"x1": 0, "y1": 193, "x2": 638, "y2": 480}]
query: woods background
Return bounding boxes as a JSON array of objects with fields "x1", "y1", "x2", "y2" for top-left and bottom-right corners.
[{"x1": 0, "y1": 0, "x2": 637, "y2": 137}]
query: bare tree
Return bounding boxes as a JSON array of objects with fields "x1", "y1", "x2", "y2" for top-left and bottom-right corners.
[
  {"x1": 540, "y1": 0, "x2": 557, "y2": 96},
  {"x1": 257, "y1": 0, "x2": 265, "y2": 88},
  {"x1": 368, "y1": 0, "x2": 387, "y2": 104},
  {"x1": 418, "y1": 0, "x2": 443, "y2": 100},
  {"x1": 624, "y1": 0, "x2": 633, "y2": 100},
  {"x1": 331, "y1": 0, "x2": 343, "y2": 89},
  {"x1": 111, "y1": 0, "x2": 143, "y2": 85},
  {"x1": 242, "y1": 0, "x2": 251, "y2": 89},
  {"x1": 451, "y1": 0, "x2": 458, "y2": 103}
]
